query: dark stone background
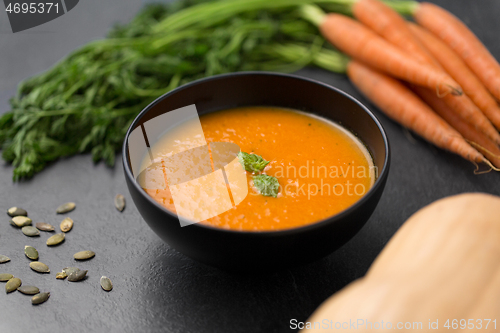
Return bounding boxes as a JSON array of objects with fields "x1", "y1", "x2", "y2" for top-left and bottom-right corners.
[{"x1": 1, "y1": 1, "x2": 499, "y2": 332}]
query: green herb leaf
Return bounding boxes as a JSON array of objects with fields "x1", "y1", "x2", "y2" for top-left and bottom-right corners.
[
  {"x1": 238, "y1": 152, "x2": 270, "y2": 173},
  {"x1": 253, "y1": 174, "x2": 279, "y2": 197}
]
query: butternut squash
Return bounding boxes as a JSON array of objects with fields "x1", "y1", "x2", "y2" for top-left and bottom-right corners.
[{"x1": 305, "y1": 193, "x2": 500, "y2": 332}]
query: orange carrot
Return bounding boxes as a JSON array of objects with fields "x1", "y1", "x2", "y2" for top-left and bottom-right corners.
[
  {"x1": 438, "y1": 93, "x2": 500, "y2": 146},
  {"x1": 347, "y1": 61, "x2": 485, "y2": 164},
  {"x1": 409, "y1": 23, "x2": 500, "y2": 132},
  {"x1": 414, "y1": 2, "x2": 500, "y2": 101},
  {"x1": 414, "y1": 86, "x2": 500, "y2": 168},
  {"x1": 320, "y1": 14, "x2": 462, "y2": 96},
  {"x1": 352, "y1": 0, "x2": 440, "y2": 68},
  {"x1": 347, "y1": 1, "x2": 500, "y2": 145}
]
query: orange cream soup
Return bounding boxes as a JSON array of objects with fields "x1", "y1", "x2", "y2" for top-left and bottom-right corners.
[{"x1": 143, "y1": 107, "x2": 375, "y2": 231}]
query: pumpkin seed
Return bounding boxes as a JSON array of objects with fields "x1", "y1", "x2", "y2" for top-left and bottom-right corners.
[
  {"x1": 60, "y1": 217, "x2": 74, "y2": 233},
  {"x1": 62, "y1": 267, "x2": 80, "y2": 276},
  {"x1": 0, "y1": 273, "x2": 13, "y2": 281},
  {"x1": 46, "y1": 233, "x2": 65, "y2": 246},
  {"x1": 22, "y1": 226, "x2": 40, "y2": 237},
  {"x1": 7, "y1": 207, "x2": 28, "y2": 217},
  {"x1": 32, "y1": 292, "x2": 50, "y2": 305},
  {"x1": 18, "y1": 285, "x2": 40, "y2": 295},
  {"x1": 115, "y1": 194, "x2": 126, "y2": 212},
  {"x1": 29, "y1": 261, "x2": 50, "y2": 273},
  {"x1": 10, "y1": 216, "x2": 32, "y2": 227},
  {"x1": 67, "y1": 269, "x2": 87, "y2": 282},
  {"x1": 73, "y1": 250, "x2": 95, "y2": 260},
  {"x1": 35, "y1": 222, "x2": 55, "y2": 232},
  {"x1": 56, "y1": 271, "x2": 67, "y2": 279},
  {"x1": 56, "y1": 202, "x2": 75, "y2": 214},
  {"x1": 100, "y1": 276, "x2": 113, "y2": 291},
  {"x1": 5, "y1": 277, "x2": 21, "y2": 293},
  {"x1": 24, "y1": 246, "x2": 39, "y2": 260},
  {"x1": 0, "y1": 255, "x2": 10, "y2": 263}
]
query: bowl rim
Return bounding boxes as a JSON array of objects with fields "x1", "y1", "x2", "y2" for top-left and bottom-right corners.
[{"x1": 122, "y1": 71, "x2": 390, "y2": 236}]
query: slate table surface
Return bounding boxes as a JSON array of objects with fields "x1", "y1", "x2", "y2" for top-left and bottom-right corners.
[{"x1": 1, "y1": 1, "x2": 499, "y2": 332}]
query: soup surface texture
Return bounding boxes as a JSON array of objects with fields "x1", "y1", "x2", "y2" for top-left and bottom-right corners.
[{"x1": 143, "y1": 107, "x2": 374, "y2": 231}]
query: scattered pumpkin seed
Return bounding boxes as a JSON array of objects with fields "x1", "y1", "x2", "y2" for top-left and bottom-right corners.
[
  {"x1": 22, "y1": 226, "x2": 40, "y2": 237},
  {"x1": 35, "y1": 222, "x2": 55, "y2": 232},
  {"x1": 0, "y1": 255, "x2": 10, "y2": 263},
  {"x1": 32, "y1": 292, "x2": 50, "y2": 305},
  {"x1": 56, "y1": 271, "x2": 67, "y2": 279},
  {"x1": 7, "y1": 207, "x2": 28, "y2": 217},
  {"x1": 5, "y1": 277, "x2": 21, "y2": 293},
  {"x1": 60, "y1": 217, "x2": 74, "y2": 233},
  {"x1": 62, "y1": 267, "x2": 80, "y2": 276},
  {"x1": 46, "y1": 233, "x2": 65, "y2": 246},
  {"x1": 67, "y1": 269, "x2": 87, "y2": 282},
  {"x1": 56, "y1": 202, "x2": 75, "y2": 214},
  {"x1": 0, "y1": 273, "x2": 13, "y2": 281},
  {"x1": 115, "y1": 194, "x2": 126, "y2": 212},
  {"x1": 18, "y1": 285, "x2": 40, "y2": 295},
  {"x1": 100, "y1": 276, "x2": 113, "y2": 291},
  {"x1": 73, "y1": 250, "x2": 95, "y2": 260},
  {"x1": 29, "y1": 261, "x2": 50, "y2": 273},
  {"x1": 24, "y1": 246, "x2": 39, "y2": 260},
  {"x1": 10, "y1": 216, "x2": 32, "y2": 227}
]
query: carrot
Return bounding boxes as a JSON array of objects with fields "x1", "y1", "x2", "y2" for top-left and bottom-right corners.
[
  {"x1": 319, "y1": 13, "x2": 462, "y2": 96},
  {"x1": 347, "y1": 61, "x2": 485, "y2": 164},
  {"x1": 414, "y1": 2, "x2": 500, "y2": 101},
  {"x1": 346, "y1": 1, "x2": 500, "y2": 145},
  {"x1": 409, "y1": 23, "x2": 500, "y2": 132},
  {"x1": 437, "y1": 93, "x2": 500, "y2": 146},
  {"x1": 414, "y1": 86, "x2": 500, "y2": 168},
  {"x1": 352, "y1": 0, "x2": 439, "y2": 68}
]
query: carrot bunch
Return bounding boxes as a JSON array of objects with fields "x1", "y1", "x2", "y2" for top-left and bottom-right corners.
[{"x1": 302, "y1": 0, "x2": 500, "y2": 170}]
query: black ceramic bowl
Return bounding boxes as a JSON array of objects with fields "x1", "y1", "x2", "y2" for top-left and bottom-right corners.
[{"x1": 123, "y1": 72, "x2": 390, "y2": 272}]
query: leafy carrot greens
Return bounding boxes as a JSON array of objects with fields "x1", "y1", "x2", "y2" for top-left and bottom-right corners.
[{"x1": 0, "y1": 0, "x2": 327, "y2": 180}]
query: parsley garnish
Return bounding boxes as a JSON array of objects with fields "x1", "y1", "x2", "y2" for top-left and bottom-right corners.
[
  {"x1": 238, "y1": 152, "x2": 270, "y2": 173},
  {"x1": 253, "y1": 174, "x2": 279, "y2": 198}
]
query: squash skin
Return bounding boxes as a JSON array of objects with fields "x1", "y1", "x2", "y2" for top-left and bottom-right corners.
[{"x1": 305, "y1": 193, "x2": 500, "y2": 332}]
